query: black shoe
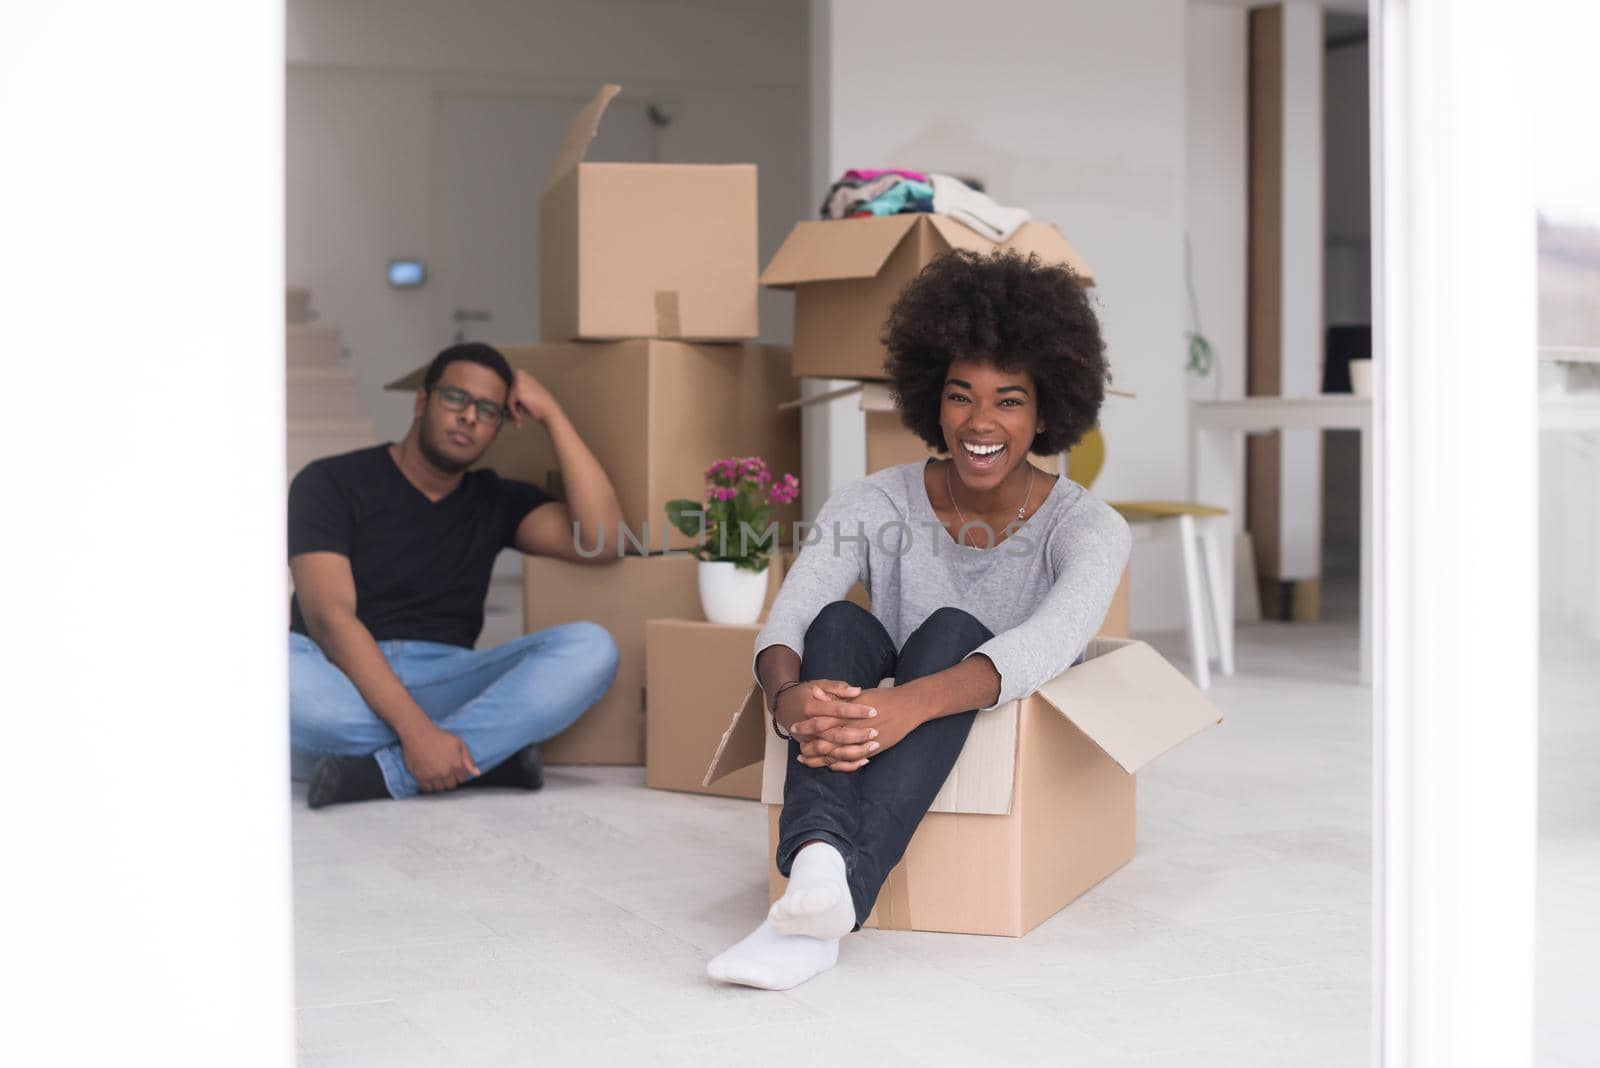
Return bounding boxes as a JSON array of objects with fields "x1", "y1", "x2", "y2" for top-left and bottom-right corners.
[
  {"x1": 306, "y1": 755, "x2": 391, "y2": 809},
  {"x1": 463, "y1": 745, "x2": 545, "y2": 791}
]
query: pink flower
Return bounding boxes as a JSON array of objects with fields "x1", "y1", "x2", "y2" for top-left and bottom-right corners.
[{"x1": 767, "y1": 472, "x2": 799, "y2": 505}]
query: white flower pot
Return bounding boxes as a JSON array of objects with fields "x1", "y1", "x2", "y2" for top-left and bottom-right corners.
[{"x1": 698, "y1": 560, "x2": 767, "y2": 625}]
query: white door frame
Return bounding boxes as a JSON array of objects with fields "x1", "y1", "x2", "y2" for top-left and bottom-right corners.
[
  {"x1": 4, "y1": 2, "x2": 293, "y2": 1063},
  {"x1": 1371, "y1": 1, "x2": 1539, "y2": 1065}
]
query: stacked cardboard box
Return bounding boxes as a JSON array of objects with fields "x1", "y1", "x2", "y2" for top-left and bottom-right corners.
[
  {"x1": 528, "y1": 554, "x2": 785, "y2": 767},
  {"x1": 385, "y1": 86, "x2": 795, "y2": 766},
  {"x1": 762, "y1": 213, "x2": 1095, "y2": 381},
  {"x1": 386, "y1": 342, "x2": 801, "y2": 552},
  {"x1": 645, "y1": 619, "x2": 768, "y2": 800}
]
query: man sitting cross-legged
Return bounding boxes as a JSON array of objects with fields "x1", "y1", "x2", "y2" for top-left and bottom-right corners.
[{"x1": 289, "y1": 342, "x2": 624, "y2": 809}]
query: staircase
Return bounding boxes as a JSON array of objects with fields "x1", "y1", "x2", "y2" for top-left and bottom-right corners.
[{"x1": 286, "y1": 289, "x2": 378, "y2": 478}]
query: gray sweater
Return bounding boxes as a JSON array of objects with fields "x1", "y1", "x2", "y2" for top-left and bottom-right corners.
[{"x1": 754, "y1": 461, "x2": 1132, "y2": 709}]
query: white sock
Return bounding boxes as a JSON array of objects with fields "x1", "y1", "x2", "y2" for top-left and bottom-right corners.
[
  {"x1": 767, "y1": 841, "x2": 856, "y2": 939},
  {"x1": 705, "y1": 921, "x2": 838, "y2": 991}
]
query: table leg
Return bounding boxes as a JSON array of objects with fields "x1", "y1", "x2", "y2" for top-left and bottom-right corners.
[
  {"x1": 1177, "y1": 514, "x2": 1212, "y2": 689},
  {"x1": 1192, "y1": 422, "x2": 1239, "y2": 643}
]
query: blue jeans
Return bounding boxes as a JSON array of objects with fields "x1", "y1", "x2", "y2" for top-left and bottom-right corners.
[
  {"x1": 776, "y1": 600, "x2": 994, "y2": 927},
  {"x1": 288, "y1": 622, "x2": 619, "y2": 799}
]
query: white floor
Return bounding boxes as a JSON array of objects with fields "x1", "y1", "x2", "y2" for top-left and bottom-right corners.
[
  {"x1": 1536, "y1": 626, "x2": 1600, "y2": 1068},
  {"x1": 291, "y1": 585, "x2": 1598, "y2": 1067}
]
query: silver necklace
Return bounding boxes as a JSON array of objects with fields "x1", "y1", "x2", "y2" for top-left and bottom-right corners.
[{"x1": 946, "y1": 460, "x2": 1035, "y2": 538}]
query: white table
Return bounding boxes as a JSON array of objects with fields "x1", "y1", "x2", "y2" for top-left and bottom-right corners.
[
  {"x1": 1191, "y1": 393, "x2": 1600, "y2": 684},
  {"x1": 1190, "y1": 396, "x2": 1375, "y2": 682}
]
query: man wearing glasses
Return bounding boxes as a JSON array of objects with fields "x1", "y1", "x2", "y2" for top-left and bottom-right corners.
[{"x1": 288, "y1": 343, "x2": 624, "y2": 809}]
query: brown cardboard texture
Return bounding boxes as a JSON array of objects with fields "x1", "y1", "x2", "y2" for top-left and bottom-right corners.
[
  {"x1": 540, "y1": 85, "x2": 758, "y2": 341},
  {"x1": 762, "y1": 215, "x2": 1094, "y2": 379},
  {"x1": 386, "y1": 341, "x2": 801, "y2": 552},
  {"x1": 704, "y1": 638, "x2": 1220, "y2": 936},
  {"x1": 645, "y1": 620, "x2": 768, "y2": 800},
  {"x1": 526, "y1": 552, "x2": 784, "y2": 765}
]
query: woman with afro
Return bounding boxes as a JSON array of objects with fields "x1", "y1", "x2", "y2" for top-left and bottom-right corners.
[{"x1": 708, "y1": 249, "x2": 1131, "y2": 990}]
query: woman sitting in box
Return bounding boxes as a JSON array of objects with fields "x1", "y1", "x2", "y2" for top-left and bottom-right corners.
[{"x1": 707, "y1": 249, "x2": 1132, "y2": 990}]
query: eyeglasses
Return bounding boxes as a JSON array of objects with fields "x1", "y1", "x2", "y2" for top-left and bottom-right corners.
[{"x1": 430, "y1": 385, "x2": 508, "y2": 426}]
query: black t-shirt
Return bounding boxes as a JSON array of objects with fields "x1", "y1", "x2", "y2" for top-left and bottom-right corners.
[{"x1": 288, "y1": 445, "x2": 555, "y2": 648}]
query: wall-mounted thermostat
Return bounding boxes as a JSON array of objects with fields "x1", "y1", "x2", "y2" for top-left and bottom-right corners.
[{"x1": 386, "y1": 259, "x2": 427, "y2": 289}]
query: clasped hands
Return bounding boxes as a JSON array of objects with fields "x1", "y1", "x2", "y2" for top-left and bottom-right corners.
[{"x1": 775, "y1": 680, "x2": 923, "y2": 772}]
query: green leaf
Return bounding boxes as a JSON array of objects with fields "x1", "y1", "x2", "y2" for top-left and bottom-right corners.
[{"x1": 664, "y1": 499, "x2": 706, "y2": 538}]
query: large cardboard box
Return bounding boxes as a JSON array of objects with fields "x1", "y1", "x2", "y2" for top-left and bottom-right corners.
[
  {"x1": 645, "y1": 620, "x2": 766, "y2": 800},
  {"x1": 387, "y1": 340, "x2": 801, "y2": 552},
  {"x1": 761, "y1": 215, "x2": 1095, "y2": 380},
  {"x1": 541, "y1": 85, "x2": 758, "y2": 341},
  {"x1": 526, "y1": 552, "x2": 785, "y2": 766},
  {"x1": 704, "y1": 638, "x2": 1220, "y2": 936}
]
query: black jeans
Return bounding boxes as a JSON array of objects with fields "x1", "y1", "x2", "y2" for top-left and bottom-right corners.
[{"x1": 776, "y1": 600, "x2": 995, "y2": 927}]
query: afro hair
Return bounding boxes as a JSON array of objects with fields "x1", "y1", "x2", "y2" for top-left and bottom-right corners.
[{"x1": 881, "y1": 249, "x2": 1107, "y2": 456}]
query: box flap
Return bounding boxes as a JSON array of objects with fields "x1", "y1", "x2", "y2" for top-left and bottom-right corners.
[
  {"x1": 857, "y1": 381, "x2": 897, "y2": 412},
  {"x1": 1003, "y1": 222, "x2": 1096, "y2": 286},
  {"x1": 543, "y1": 83, "x2": 622, "y2": 193},
  {"x1": 925, "y1": 213, "x2": 1004, "y2": 255},
  {"x1": 386, "y1": 367, "x2": 426, "y2": 392},
  {"x1": 1032, "y1": 638, "x2": 1222, "y2": 774},
  {"x1": 759, "y1": 216, "x2": 921, "y2": 288},
  {"x1": 702, "y1": 684, "x2": 767, "y2": 786}
]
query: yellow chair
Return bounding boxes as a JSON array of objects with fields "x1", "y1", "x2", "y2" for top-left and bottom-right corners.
[{"x1": 1067, "y1": 427, "x2": 1235, "y2": 689}]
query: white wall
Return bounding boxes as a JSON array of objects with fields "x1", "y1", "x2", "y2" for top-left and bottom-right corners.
[
  {"x1": 1137, "y1": 0, "x2": 1249, "y2": 632},
  {"x1": 810, "y1": 0, "x2": 1190, "y2": 508},
  {"x1": 287, "y1": 0, "x2": 810, "y2": 443},
  {"x1": 4, "y1": 3, "x2": 292, "y2": 1062},
  {"x1": 1187, "y1": 2, "x2": 1250, "y2": 417}
]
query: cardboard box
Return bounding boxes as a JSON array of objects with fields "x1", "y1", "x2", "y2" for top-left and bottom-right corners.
[
  {"x1": 541, "y1": 85, "x2": 758, "y2": 341},
  {"x1": 526, "y1": 552, "x2": 785, "y2": 765},
  {"x1": 387, "y1": 340, "x2": 801, "y2": 552},
  {"x1": 645, "y1": 620, "x2": 766, "y2": 800},
  {"x1": 761, "y1": 215, "x2": 1095, "y2": 380},
  {"x1": 704, "y1": 638, "x2": 1220, "y2": 936}
]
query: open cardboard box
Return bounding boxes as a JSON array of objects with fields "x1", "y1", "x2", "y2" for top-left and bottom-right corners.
[
  {"x1": 703, "y1": 637, "x2": 1220, "y2": 936},
  {"x1": 386, "y1": 340, "x2": 801, "y2": 552},
  {"x1": 541, "y1": 85, "x2": 758, "y2": 341},
  {"x1": 525, "y1": 552, "x2": 786, "y2": 766},
  {"x1": 761, "y1": 214, "x2": 1094, "y2": 379}
]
